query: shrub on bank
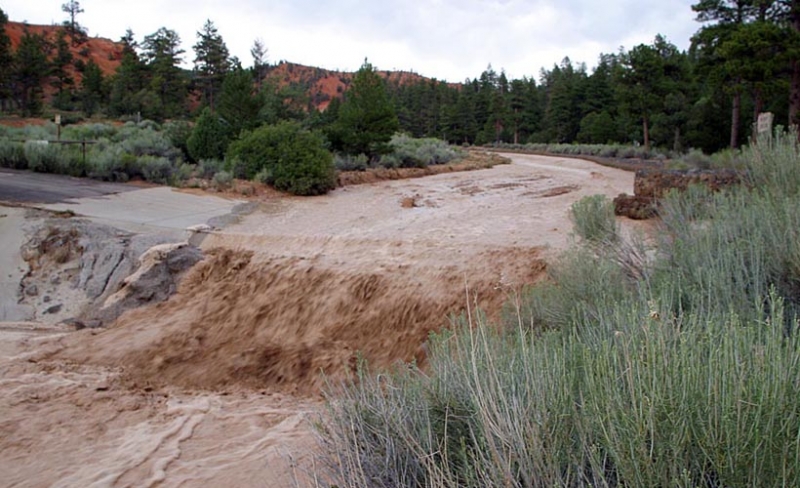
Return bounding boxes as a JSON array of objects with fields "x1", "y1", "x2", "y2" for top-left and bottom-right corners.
[
  {"x1": 383, "y1": 133, "x2": 463, "y2": 168},
  {"x1": 225, "y1": 121, "x2": 336, "y2": 195},
  {"x1": 317, "y1": 129, "x2": 800, "y2": 487},
  {"x1": 570, "y1": 194, "x2": 618, "y2": 244}
]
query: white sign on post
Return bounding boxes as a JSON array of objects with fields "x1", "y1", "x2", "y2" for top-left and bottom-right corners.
[
  {"x1": 55, "y1": 114, "x2": 61, "y2": 125},
  {"x1": 757, "y1": 112, "x2": 774, "y2": 135}
]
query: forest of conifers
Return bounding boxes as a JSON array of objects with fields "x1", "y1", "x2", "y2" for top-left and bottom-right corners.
[{"x1": 1, "y1": 1, "x2": 799, "y2": 155}]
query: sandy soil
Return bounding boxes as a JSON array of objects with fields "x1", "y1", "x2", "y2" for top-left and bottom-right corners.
[{"x1": 0, "y1": 153, "x2": 634, "y2": 487}]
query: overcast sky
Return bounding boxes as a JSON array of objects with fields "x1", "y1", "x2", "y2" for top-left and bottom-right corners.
[{"x1": 4, "y1": 0, "x2": 700, "y2": 82}]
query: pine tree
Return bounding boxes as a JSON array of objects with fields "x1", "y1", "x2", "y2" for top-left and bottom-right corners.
[
  {"x1": 193, "y1": 20, "x2": 230, "y2": 111},
  {"x1": 80, "y1": 59, "x2": 105, "y2": 117},
  {"x1": 542, "y1": 59, "x2": 586, "y2": 143},
  {"x1": 692, "y1": 0, "x2": 760, "y2": 147},
  {"x1": 13, "y1": 27, "x2": 50, "y2": 116},
  {"x1": 51, "y1": 29, "x2": 75, "y2": 109},
  {"x1": 141, "y1": 27, "x2": 187, "y2": 119},
  {"x1": 108, "y1": 29, "x2": 148, "y2": 117},
  {"x1": 250, "y1": 38, "x2": 268, "y2": 87},
  {"x1": 617, "y1": 37, "x2": 683, "y2": 150},
  {"x1": 336, "y1": 59, "x2": 399, "y2": 157},
  {"x1": 0, "y1": 8, "x2": 13, "y2": 111},
  {"x1": 218, "y1": 65, "x2": 263, "y2": 137},
  {"x1": 61, "y1": 0, "x2": 86, "y2": 44}
]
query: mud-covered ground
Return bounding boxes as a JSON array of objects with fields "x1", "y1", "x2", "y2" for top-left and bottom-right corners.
[{"x1": 0, "y1": 153, "x2": 635, "y2": 487}]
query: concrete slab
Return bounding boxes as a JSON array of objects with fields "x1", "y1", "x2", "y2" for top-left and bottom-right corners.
[
  {"x1": 0, "y1": 169, "x2": 136, "y2": 204},
  {"x1": 0, "y1": 208, "x2": 34, "y2": 321},
  {"x1": 42, "y1": 187, "x2": 244, "y2": 235}
]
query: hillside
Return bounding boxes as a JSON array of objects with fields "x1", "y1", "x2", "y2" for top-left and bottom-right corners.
[
  {"x1": 4, "y1": 21, "x2": 446, "y2": 112},
  {"x1": 6, "y1": 21, "x2": 123, "y2": 82},
  {"x1": 265, "y1": 61, "x2": 453, "y2": 110}
]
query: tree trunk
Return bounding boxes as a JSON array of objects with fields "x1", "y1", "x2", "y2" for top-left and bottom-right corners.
[
  {"x1": 790, "y1": 1, "x2": 800, "y2": 134},
  {"x1": 791, "y1": 60, "x2": 800, "y2": 130},
  {"x1": 731, "y1": 91, "x2": 741, "y2": 149},
  {"x1": 643, "y1": 116, "x2": 650, "y2": 151},
  {"x1": 753, "y1": 86, "x2": 763, "y2": 143},
  {"x1": 753, "y1": 87, "x2": 763, "y2": 122}
]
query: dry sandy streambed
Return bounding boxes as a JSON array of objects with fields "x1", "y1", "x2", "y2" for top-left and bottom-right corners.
[{"x1": 0, "y1": 153, "x2": 633, "y2": 487}]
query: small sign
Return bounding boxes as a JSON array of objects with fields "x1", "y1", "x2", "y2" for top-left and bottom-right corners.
[
  {"x1": 54, "y1": 114, "x2": 61, "y2": 125},
  {"x1": 757, "y1": 112, "x2": 774, "y2": 135}
]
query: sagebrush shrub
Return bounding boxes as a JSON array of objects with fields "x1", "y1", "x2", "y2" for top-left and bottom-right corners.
[{"x1": 570, "y1": 194, "x2": 618, "y2": 243}]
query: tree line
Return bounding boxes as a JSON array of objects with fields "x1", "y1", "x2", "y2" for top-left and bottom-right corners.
[{"x1": 1, "y1": 1, "x2": 799, "y2": 154}]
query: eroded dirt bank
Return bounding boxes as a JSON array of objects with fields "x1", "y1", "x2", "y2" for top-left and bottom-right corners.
[{"x1": 0, "y1": 153, "x2": 634, "y2": 487}]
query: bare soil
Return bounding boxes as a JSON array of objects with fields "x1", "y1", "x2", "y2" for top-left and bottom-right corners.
[{"x1": 0, "y1": 153, "x2": 634, "y2": 487}]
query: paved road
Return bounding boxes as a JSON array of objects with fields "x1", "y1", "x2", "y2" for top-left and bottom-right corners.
[
  {"x1": 0, "y1": 168, "x2": 244, "y2": 234},
  {"x1": 0, "y1": 168, "x2": 137, "y2": 204}
]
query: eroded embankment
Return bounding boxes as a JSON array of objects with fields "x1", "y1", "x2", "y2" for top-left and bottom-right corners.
[{"x1": 46, "y1": 246, "x2": 545, "y2": 393}]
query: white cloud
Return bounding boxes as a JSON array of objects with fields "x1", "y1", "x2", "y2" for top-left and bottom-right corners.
[{"x1": 2, "y1": 0, "x2": 700, "y2": 81}]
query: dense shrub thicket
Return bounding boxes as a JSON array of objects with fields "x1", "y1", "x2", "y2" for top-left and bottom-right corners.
[
  {"x1": 317, "y1": 130, "x2": 800, "y2": 487},
  {"x1": 225, "y1": 121, "x2": 336, "y2": 195}
]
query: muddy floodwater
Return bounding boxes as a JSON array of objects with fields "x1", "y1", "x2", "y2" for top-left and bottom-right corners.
[{"x1": 0, "y1": 153, "x2": 634, "y2": 487}]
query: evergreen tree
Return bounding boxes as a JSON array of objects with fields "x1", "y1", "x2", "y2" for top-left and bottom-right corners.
[
  {"x1": 541, "y1": 59, "x2": 586, "y2": 143},
  {"x1": 193, "y1": 20, "x2": 230, "y2": 111},
  {"x1": 785, "y1": 0, "x2": 800, "y2": 127},
  {"x1": 108, "y1": 29, "x2": 149, "y2": 117},
  {"x1": 617, "y1": 37, "x2": 683, "y2": 150},
  {"x1": 13, "y1": 27, "x2": 50, "y2": 116},
  {"x1": 692, "y1": 0, "x2": 760, "y2": 147},
  {"x1": 218, "y1": 65, "x2": 263, "y2": 137},
  {"x1": 141, "y1": 27, "x2": 187, "y2": 119},
  {"x1": 80, "y1": 59, "x2": 104, "y2": 117},
  {"x1": 187, "y1": 107, "x2": 229, "y2": 161},
  {"x1": 51, "y1": 29, "x2": 75, "y2": 109},
  {"x1": 61, "y1": 0, "x2": 86, "y2": 44},
  {"x1": 250, "y1": 38, "x2": 268, "y2": 87},
  {"x1": 336, "y1": 59, "x2": 399, "y2": 157},
  {"x1": 0, "y1": 8, "x2": 13, "y2": 111}
]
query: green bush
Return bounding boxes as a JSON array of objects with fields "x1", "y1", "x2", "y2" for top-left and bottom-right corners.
[
  {"x1": 162, "y1": 120, "x2": 194, "y2": 161},
  {"x1": 225, "y1": 121, "x2": 336, "y2": 196},
  {"x1": 23, "y1": 142, "x2": 54, "y2": 172},
  {"x1": 198, "y1": 158, "x2": 225, "y2": 179},
  {"x1": 387, "y1": 133, "x2": 463, "y2": 168},
  {"x1": 211, "y1": 170, "x2": 232, "y2": 189},
  {"x1": 570, "y1": 194, "x2": 618, "y2": 243},
  {"x1": 187, "y1": 108, "x2": 230, "y2": 162},
  {"x1": 0, "y1": 139, "x2": 26, "y2": 169},
  {"x1": 62, "y1": 123, "x2": 117, "y2": 141},
  {"x1": 334, "y1": 153, "x2": 369, "y2": 171},
  {"x1": 139, "y1": 155, "x2": 173, "y2": 184}
]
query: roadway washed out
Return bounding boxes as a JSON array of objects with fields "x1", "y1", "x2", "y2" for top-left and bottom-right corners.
[{"x1": 0, "y1": 153, "x2": 634, "y2": 486}]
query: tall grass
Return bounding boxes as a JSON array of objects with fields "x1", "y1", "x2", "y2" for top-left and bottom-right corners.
[
  {"x1": 319, "y1": 296, "x2": 800, "y2": 487},
  {"x1": 316, "y1": 128, "x2": 800, "y2": 487}
]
